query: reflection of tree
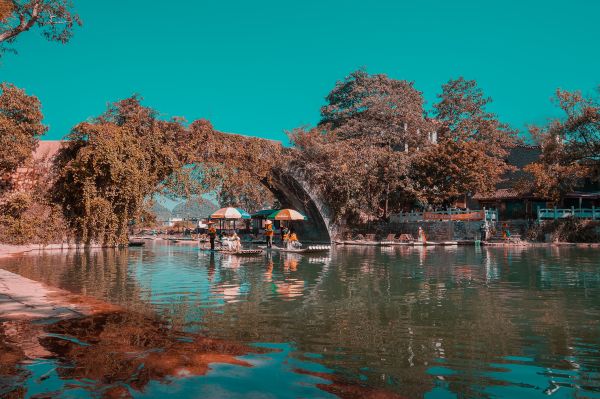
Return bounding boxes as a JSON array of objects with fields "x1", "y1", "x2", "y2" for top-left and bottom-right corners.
[
  {"x1": 0, "y1": 322, "x2": 28, "y2": 399},
  {"x1": 200, "y1": 247, "x2": 600, "y2": 398},
  {"x1": 39, "y1": 310, "x2": 260, "y2": 398},
  {"x1": 2, "y1": 246, "x2": 600, "y2": 398},
  {"x1": 0, "y1": 249, "x2": 148, "y2": 312}
]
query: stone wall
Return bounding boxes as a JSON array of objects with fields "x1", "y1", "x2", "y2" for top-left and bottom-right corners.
[{"x1": 349, "y1": 220, "x2": 487, "y2": 241}]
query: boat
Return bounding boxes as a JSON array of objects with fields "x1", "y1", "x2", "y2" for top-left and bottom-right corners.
[
  {"x1": 217, "y1": 249, "x2": 264, "y2": 256},
  {"x1": 128, "y1": 239, "x2": 146, "y2": 247},
  {"x1": 275, "y1": 245, "x2": 332, "y2": 254},
  {"x1": 168, "y1": 237, "x2": 197, "y2": 243}
]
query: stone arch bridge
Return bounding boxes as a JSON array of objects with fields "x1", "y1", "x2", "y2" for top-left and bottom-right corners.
[
  {"x1": 201, "y1": 131, "x2": 336, "y2": 242},
  {"x1": 23, "y1": 136, "x2": 336, "y2": 242}
]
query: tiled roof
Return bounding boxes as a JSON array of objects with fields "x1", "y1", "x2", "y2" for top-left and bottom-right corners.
[{"x1": 473, "y1": 188, "x2": 526, "y2": 201}]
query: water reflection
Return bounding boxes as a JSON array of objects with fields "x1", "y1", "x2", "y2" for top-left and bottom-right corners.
[{"x1": 1, "y1": 244, "x2": 599, "y2": 398}]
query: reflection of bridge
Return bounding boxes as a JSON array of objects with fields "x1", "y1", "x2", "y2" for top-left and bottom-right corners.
[{"x1": 25, "y1": 139, "x2": 335, "y2": 242}]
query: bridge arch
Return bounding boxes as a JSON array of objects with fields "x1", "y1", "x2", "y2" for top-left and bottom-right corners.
[
  {"x1": 264, "y1": 169, "x2": 334, "y2": 242},
  {"x1": 201, "y1": 131, "x2": 335, "y2": 242}
]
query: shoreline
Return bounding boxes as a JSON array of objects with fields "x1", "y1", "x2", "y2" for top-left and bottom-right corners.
[
  {"x1": 0, "y1": 268, "x2": 120, "y2": 321},
  {"x1": 0, "y1": 243, "x2": 110, "y2": 259}
]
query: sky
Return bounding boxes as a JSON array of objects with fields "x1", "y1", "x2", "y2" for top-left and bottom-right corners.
[{"x1": 1, "y1": 0, "x2": 599, "y2": 143}]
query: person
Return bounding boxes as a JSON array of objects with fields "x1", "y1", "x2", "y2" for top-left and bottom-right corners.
[
  {"x1": 417, "y1": 226, "x2": 426, "y2": 243},
  {"x1": 207, "y1": 222, "x2": 217, "y2": 250},
  {"x1": 281, "y1": 226, "x2": 289, "y2": 243},
  {"x1": 282, "y1": 227, "x2": 290, "y2": 249},
  {"x1": 264, "y1": 220, "x2": 274, "y2": 248},
  {"x1": 502, "y1": 223, "x2": 511, "y2": 240},
  {"x1": 289, "y1": 229, "x2": 301, "y2": 248},
  {"x1": 480, "y1": 220, "x2": 489, "y2": 241},
  {"x1": 231, "y1": 231, "x2": 241, "y2": 252}
]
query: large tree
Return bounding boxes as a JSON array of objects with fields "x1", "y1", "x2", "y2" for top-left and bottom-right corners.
[
  {"x1": 319, "y1": 69, "x2": 431, "y2": 149},
  {"x1": 0, "y1": 0, "x2": 81, "y2": 55},
  {"x1": 51, "y1": 97, "x2": 190, "y2": 245},
  {"x1": 411, "y1": 140, "x2": 507, "y2": 206},
  {"x1": 433, "y1": 77, "x2": 517, "y2": 156},
  {"x1": 524, "y1": 88, "x2": 599, "y2": 201},
  {"x1": 290, "y1": 69, "x2": 435, "y2": 221},
  {"x1": 0, "y1": 83, "x2": 47, "y2": 184},
  {"x1": 419, "y1": 77, "x2": 518, "y2": 204}
]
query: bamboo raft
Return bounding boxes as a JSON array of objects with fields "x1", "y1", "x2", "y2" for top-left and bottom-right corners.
[
  {"x1": 336, "y1": 240, "x2": 458, "y2": 247},
  {"x1": 275, "y1": 245, "x2": 331, "y2": 254},
  {"x1": 217, "y1": 249, "x2": 264, "y2": 256}
]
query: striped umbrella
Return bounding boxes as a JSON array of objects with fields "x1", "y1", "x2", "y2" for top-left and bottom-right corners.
[
  {"x1": 210, "y1": 207, "x2": 251, "y2": 232},
  {"x1": 268, "y1": 209, "x2": 307, "y2": 221},
  {"x1": 211, "y1": 207, "x2": 251, "y2": 219}
]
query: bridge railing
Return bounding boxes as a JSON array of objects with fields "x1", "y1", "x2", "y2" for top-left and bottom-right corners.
[
  {"x1": 538, "y1": 207, "x2": 599, "y2": 221},
  {"x1": 390, "y1": 209, "x2": 497, "y2": 223}
]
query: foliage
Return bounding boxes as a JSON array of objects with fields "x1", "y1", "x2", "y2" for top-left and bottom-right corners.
[
  {"x1": 0, "y1": 190, "x2": 68, "y2": 245},
  {"x1": 188, "y1": 122, "x2": 284, "y2": 212},
  {"x1": 525, "y1": 88, "x2": 599, "y2": 201},
  {"x1": 433, "y1": 77, "x2": 517, "y2": 157},
  {"x1": 0, "y1": 83, "x2": 46, "y2": 185},
  {"x1": 288, "y1": 126, "x2": 416, "y2": 222},
  {"x1": 319, "y1": 68, "x2": 431, "y2": 149},
  {"x1": 411, "y1": 140, "x2": 507, "y2": 206},
  {"x1": 51, "y1": 97, "x2": 191, "y2": 246},
  {"x1": 526, "y1": 218, "x2": 600, "y2": 243},
  {"x1": 289, "y1": 71, "x2": 518, "y2": 219},
  {"x1": 0, "y1": 0, "x2": 81, "y2": 55}
]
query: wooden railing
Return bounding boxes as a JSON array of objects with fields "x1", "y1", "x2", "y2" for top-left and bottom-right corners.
[
  {"x1": 390, "y1": 209, "x2": 498, "y2": 223},
  {"x1": 537, "y1": 207, "x2": 600, "y2": 221}
]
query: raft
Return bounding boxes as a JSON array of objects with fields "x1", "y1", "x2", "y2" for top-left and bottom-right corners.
[
  {"x1": 411, "y1": 241, "x2": 458, "y2": 246},
  {"x1": 275, "y1": 245, "x2": 331, "y2": 254},
  {"x1": 217, "y1": 249, "x2": 264, "y2": 256}
]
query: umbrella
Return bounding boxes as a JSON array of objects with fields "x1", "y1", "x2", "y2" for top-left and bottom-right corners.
[
  {"x1": 268, "y1": 209, "x2": 307, "y2": 221},
  {"x1": 211, "y1": 207, "x2": 251, "y2": 220},
  {"x1": 210, "y1": 207, "x2": 251, "y2": 232}
]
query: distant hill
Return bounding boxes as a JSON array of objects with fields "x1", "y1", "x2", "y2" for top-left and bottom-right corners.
[
  {"x1": 151, "y1": 202, "x2": 172, "y2": 221},
  {"x1": 172, "y1": 198, "x2": 219, "y2": 219}
]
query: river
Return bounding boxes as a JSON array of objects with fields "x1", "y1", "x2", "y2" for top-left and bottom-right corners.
[{"x1": 1, "y1": 243, "x2": 599, "y2": 398}]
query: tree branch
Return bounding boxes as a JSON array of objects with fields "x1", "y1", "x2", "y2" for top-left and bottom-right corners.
[{"x1": 0, "y1": 0, "x2": 42, "y2": 43}]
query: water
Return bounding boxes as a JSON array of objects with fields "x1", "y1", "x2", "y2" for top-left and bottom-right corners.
[{"x1": 1, "y1": 243, "x2": 600, "y2": 398}]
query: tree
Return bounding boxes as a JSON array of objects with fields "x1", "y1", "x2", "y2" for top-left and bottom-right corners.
[
  {"x1": 288, "y1": 70, "x2": 440, "y2": 221},
  {"x1": 0, "y1": 0, "x2": 81, "y2": 55},
  {"x1": 434, "y1": 77, "x2": 517, "y2": 157},
  {"x1": 0, "y1": 83, "x2": 47, "y2": 185},
  {"x1": 425, "y1": 78, "x2": 518, "y2": 202},
  {"x1": 524, "y1": 88, "x2": 599, "y2": 201},
  {"x1": 320, "y1": 69, "x2": 431, "y2": 149},
  {"x1": 411, "y1": 140, "x2": 507, "y2": 206},
  {"x1": 51, "y1": 97, "x2": 189, "y2": 245}
]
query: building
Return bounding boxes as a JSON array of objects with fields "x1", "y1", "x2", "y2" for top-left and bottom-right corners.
[{"x1": 471, "y1": 144, "x2": 600, "y2": 220}]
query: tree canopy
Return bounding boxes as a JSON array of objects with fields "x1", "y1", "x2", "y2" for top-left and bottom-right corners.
[
  {"x1": 51, "y1": 97, "x2": 190, "y2": 245},
  {"x1": 525, "y1": 88, "x2": 600, "y2": 201},
  {"x1": 0, "y1": 83, "x2": 46, "y2": 185},
  {"x1": 289, "y1": 71, "x2": 518, "y2": 221},
  {"x1": 0, "y1": 0, "x2": 81, "y2": 55}
]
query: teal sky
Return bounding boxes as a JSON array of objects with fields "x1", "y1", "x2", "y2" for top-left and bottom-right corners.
[{"x1": 1, "y1": 0, "x2": 599, "y2": 142}]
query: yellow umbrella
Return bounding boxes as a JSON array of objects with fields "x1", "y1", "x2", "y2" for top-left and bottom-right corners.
[{"x1": 267, "y1": 209, "x2": 307, "y2": 221}]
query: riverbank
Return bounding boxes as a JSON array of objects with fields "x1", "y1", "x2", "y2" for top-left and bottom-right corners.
[
  {"x1": 0, "y1": 268, "x2": 120, "y2": 320},
  {"x1": 0, "y1": 243, "x2": 109, "y2": 259}
]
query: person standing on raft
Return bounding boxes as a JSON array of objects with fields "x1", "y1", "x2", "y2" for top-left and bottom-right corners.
[
  {"x1": 417, "y1": 226, "x2": 427, "y2": 243},
  {"x1": 207, "y1": 222, "x2": 217, "y2": 250},
  {"x1": 265, "y1": 220, "x2": 274, "y2": 248}
]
